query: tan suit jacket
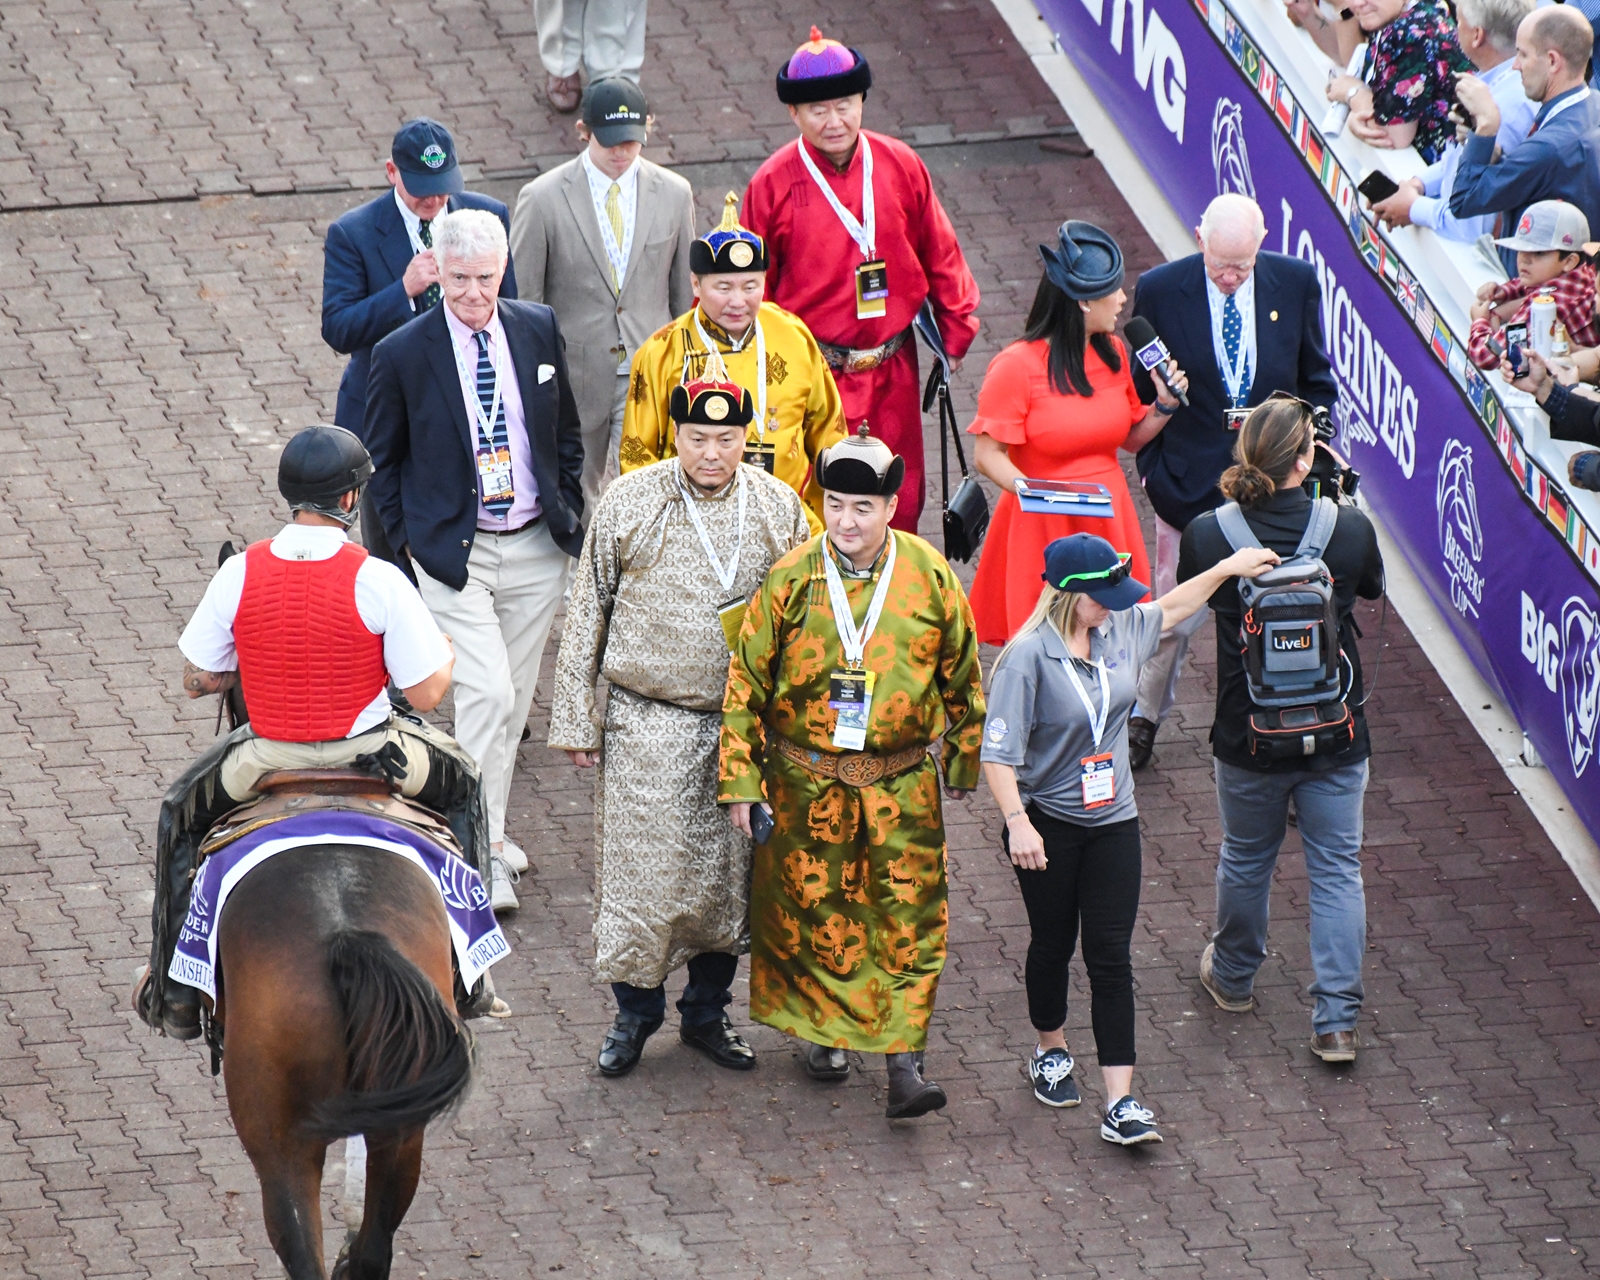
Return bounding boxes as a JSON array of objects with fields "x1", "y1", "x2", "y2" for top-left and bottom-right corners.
[{"x1": 510, "y1": 156, "x2": 695, "y2": 513}]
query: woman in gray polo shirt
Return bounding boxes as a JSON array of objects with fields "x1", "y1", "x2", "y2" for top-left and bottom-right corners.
[{"x1": 982, "y1": 533, "x2": 1275, "y2": 1144}]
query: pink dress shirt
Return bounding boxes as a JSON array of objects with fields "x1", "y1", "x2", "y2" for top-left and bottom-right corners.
[{"x1": 442, "y1": 301, "x2": 542, "y2": 531}]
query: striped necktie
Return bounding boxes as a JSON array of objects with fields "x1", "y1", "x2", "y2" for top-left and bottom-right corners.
[
  {"x1": 417, "y1": 217, "x2": 441, "y2": 310},
  {"x1": 473, "y1": 331, "x2": 514, "y2": 516},
  {"x1": 605, "y1": 182, "x2": 625, "y2": 290}
]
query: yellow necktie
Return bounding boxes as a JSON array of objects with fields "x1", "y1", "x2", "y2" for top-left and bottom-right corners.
[{"x1": 605, "y1": 182, "x2": 624, "y2": 289}]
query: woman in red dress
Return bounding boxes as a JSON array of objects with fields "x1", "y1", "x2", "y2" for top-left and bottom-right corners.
[{"x1": 969, "y1": 221, "x2": 1186, "y2": 646}]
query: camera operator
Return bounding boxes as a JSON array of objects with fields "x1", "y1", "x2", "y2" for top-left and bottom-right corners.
[
  {"x1": 1177, "y1": 395, "x2": 1384, "y2": 1066},
  {"x1": 1511, "y1": 351, "x2": 1600, "y2": 491}
]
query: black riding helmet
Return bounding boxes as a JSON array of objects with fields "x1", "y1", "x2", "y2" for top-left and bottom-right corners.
[{"x1": 278, "y1": 424, "x2": 372, "y2": 526}]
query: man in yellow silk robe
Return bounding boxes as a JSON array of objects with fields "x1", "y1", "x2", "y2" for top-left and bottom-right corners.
[
  {"x1": 619, "y1": 193, "x2": 846, "y2": 531},
  {"x1": 718, "y1": 427, "x2": 985, "y2": 1119}
]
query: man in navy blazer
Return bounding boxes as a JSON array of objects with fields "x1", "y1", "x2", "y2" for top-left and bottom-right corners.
[
  {"x1": 1126, "y1": 194, "x2": 1337, "y2": 768},
  {"x1": 1451, "y1": 6, "x2": 1600, "y2": 277},
  {"x1": 322, "y1": 118, "x2": 518, "y2": 566},
  {"x1": 365, "y1": 208, "x2": 583, "y2": 912}
]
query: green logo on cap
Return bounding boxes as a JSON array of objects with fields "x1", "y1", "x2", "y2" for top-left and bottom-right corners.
[{"x1": 421, "y1": 143, "x2": 447, "y2": 170}]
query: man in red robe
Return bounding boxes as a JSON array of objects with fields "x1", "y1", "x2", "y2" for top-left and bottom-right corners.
[{"x1": 742, "y1": 27, "x2": 980, "y2": 533}]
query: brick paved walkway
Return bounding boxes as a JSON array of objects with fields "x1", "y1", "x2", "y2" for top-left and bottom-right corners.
[{"x1": 0, "y1": 1, "x2": 1597, "y2": 1276}]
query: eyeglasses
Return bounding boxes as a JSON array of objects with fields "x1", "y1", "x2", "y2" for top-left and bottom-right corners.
[{"x1": 1054, "y1": 552, "x2": 1132, "y2": 590}]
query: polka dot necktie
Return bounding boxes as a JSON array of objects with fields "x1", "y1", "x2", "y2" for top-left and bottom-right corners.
[
  {"x1": 417, "y1": 217, "x2": 442, "y2": 310},
  {"x1": 1222, "y1": 293, "x2": 1250, "y2": 407},
  {"x1": 474, "y1": 331, "x2": 514, "y2": 516}
]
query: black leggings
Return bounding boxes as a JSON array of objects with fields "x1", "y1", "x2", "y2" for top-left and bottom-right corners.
[{"x1": 1006, "y1": 809, "x2": 1142, "y2": 1067}]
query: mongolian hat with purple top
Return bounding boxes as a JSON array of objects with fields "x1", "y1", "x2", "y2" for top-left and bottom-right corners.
[{"x1": 776, "y1": 25, "x2": 872, "y2": 105}]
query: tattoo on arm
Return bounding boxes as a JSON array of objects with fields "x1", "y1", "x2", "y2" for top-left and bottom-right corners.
[{"x1": 182, "y1": 661, "x2": 237, "y2": 698}]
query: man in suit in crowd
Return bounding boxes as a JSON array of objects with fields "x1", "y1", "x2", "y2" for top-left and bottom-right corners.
[
  {"x1": 322, "y1": 118, "x2": 518, "y2": 567},
  {"x1": 365, "y1": 209, "x2": 585, "y2": 913},
  {"x1": 1452, "y1": 5, "x2": 1600, "y2": 278},
  {"x1": 1126, "y1": 193, "x2": 1337, "y2": 769},
  {"x1": 510, "y1": 77, "x2": 694, "y2": 516}
]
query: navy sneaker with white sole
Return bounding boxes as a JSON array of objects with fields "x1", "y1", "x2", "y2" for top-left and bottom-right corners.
[
  {"x1": 1101, "y1": 1094, "x2": 1163, "y2": 1145},
  {"x1": 1028, "y1": 1047, "x2": 1081, "y2": 1108}
]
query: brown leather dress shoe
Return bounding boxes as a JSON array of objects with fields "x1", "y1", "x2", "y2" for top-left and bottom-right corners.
[
  {"x1": 1309, "y1": 1029, "x2": 1358, "y2": 1063},
  {"x1": 1127, "y1": 716, "x2": 1157, "y2": 771},
  {"x1": 546, "y1": 72, "x2": 582, "y2": 113}
]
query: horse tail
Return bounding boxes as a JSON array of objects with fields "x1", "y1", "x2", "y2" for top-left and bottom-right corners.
[{"x1": 305, "y1": 930, "x2": 474, "y2": 1140}]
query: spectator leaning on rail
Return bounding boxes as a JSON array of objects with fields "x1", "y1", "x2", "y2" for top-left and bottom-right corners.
[
  {"x1": 1451, "y1": 6, "x2": 1600, "y2": 278},
  {"x1": 1467, "y1": 201, "x2": 1597, "y2": 370},
  {"x1": 1510, "y1": 352, "x2": 1600, "y2": 492},
  {"x1": 1325, "y1": 0, "x2": 1471, "y2": 164},
  {"x1": 1369, "y1": 0, "x2": 1536, "y2": 241}
]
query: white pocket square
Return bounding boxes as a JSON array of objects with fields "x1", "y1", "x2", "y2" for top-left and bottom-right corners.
[{"x1": 537, "y1": 363, "x2": 555, "y2": 384}]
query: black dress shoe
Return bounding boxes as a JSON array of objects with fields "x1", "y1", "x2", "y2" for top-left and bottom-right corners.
[
  {"x1": 806, "y1": 1043, "x2": 850, "y2": 1081},
  {"x1": 597, "y1": 1014, "x2": 661, "y2": 1077},
  {"x1": 1127, "y1": 715, "x2": 1157, "y2": 771},
  {"x1": 680, "y1": 1015, "x2": 757, "y2": 1070}
]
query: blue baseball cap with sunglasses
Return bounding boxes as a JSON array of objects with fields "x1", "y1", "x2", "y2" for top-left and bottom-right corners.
[{"x1": 1041, "y1": 533, "x2": 1149, "y2": 610}]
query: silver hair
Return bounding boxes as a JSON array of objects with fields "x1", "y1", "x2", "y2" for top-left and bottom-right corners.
[
  {"x1": 1199, "y1": 192, "x2": 1266, "y2": 246},
  {"x1": 431, "y1": 208, "x2": 508, "y2": 266},
  {"x1": 1458, "y1": 0, "x2": 1532, "y2": 52}
]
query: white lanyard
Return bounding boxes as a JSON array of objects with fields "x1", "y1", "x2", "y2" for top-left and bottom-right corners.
[
  {"x1": 1218, "y1": 302, "x2": 1250, "y2": 408},
  {"x1": 1059, "y1": 655, "x2": 1111, "y2": 752},
  {"x1": 822, "y1": 534, "x2": 897, "y2": 667},
  {"x1": 693, "y1": 308, "x2": 769, "y2": 441},
  {"x1": 676, "y1": 463, "x2": 746, "y2": 594},
  {"x1": 589, "y1": 169, "x2": 630, "y2": 288},
  {"x1": 450, "y1": 328, "x2": 505, "y2": 449},
  {"x1": 797, "y1": 134, "x2": 875, "y2": 260},
  {"x1": 1538, "y1": 85, "x2": 1591, "y2": 131}
]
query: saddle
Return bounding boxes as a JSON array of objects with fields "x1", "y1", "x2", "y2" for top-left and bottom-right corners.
[{"x1": 198, "y1": 768, "x2": 463, "y2": 861}]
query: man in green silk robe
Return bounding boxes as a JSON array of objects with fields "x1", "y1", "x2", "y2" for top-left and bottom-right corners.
[{"x1": 719, "y1": 426, "x2": 985, "y2": 1118}]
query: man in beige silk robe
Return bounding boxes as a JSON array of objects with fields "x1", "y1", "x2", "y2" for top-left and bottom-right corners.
[{"x1": 549, "y1": 352, "x2": 810, "y2": 1076}]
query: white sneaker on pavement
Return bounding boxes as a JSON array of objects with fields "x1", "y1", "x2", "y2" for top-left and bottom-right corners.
[
  {"x1": 500, "y1": 838, "x2": 529, "y2": 874},
  {"x1": 490, "y1": 857, "x2": 520, "y2": 913}
]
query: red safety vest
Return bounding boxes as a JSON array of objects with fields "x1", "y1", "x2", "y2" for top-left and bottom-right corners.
[{"x1": 232, "y1": 540, "x2": 389, "y2": 742}]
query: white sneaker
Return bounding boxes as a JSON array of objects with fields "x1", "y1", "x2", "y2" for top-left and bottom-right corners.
[
  {"x1": 490, "y1": 857, "x2": 520, "y2": 913},
  {"x1": 499, "y1": 838, "x2": 529, "y2": 874}
]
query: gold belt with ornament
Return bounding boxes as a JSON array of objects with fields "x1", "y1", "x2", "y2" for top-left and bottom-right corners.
[
  {"x1": 817, "y1": 327, "x2": 910, "y2": 374},
  {"x1": 771, "y1": 734, "x2": 929, "y2": 787}
]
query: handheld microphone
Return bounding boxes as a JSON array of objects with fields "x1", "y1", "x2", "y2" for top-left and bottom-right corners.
[{"x1": 1123, "y1": 316, "x2": 1189, "y2": 407}]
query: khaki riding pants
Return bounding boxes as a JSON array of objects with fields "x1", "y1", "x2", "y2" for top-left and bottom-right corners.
[{"x1": 219, "y1": 718, "x2": 435, "y2": 802}]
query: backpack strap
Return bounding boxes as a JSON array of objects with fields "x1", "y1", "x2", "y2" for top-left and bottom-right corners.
[
  {"x1": 1213, "y1": 501, "x2": 1263, "y2": 553},
  {"x1": 1294, "y1": 497, "x2": 1339, "y2": 560}
]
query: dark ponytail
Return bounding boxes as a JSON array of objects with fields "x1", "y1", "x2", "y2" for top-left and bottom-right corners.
[
  {"x1": 1219, "y1": 398, "x2": 1314, "y2": 508},
  {"x1": 1022, "y1": 274, "x2": 1122, "y2": 397}
]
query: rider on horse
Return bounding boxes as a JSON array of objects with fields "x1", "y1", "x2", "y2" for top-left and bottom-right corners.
[{"x1": 136, "y1": 424, "x2": 494, "y2": 1041}]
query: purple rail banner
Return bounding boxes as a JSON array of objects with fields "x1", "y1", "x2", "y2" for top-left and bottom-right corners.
[{"x1": 1032, "y1": 0, "x2": 1600, "y2": 840}]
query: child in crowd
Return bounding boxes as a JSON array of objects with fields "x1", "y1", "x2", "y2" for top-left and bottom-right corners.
[{"x1": 1468, "y1": 200, "x2": 1597, "y2": 371}]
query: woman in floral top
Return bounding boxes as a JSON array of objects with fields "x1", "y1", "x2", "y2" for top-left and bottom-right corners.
[{"x1": 1326, "y1": 0, "x2": 1472, "y2": 163}]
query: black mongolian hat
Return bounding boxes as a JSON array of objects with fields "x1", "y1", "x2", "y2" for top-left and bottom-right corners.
[
  {"x1": 690, "y1": 192, "x2": 768, "y2": 275},
  {"x1": 776, "y1": 26, "x2": 872, "y2": 105},
  {"x1": 1038, "y1": 220, "x2": 1125, "y2": 301},
  {"x1": 670, "y1": 347, "x2": 755, "y2": 428},
  {"x1": 816, "y1": 423, "x2": 903, "y2": 496}
]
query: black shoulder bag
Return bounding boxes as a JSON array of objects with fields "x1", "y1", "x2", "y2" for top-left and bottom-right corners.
[{"x1": 915, "y1": 302, "x2": 988, "y2": 562}]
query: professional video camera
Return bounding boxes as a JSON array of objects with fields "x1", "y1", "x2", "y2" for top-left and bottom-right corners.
[{"x1": 1305, "y1": 403, "x2": 1361, "y2": 504}]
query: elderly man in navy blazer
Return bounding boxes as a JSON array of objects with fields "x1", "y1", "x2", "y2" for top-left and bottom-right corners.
[
  {"x1": 365, "y1": 209, "x2": 584, "y2": 912},
  {"x1": 1126, "y1": 193, "x2": 1337, "y2": 769},
  {"x1": 322, "y1": 118, "x2": 518, "y2": 567}
]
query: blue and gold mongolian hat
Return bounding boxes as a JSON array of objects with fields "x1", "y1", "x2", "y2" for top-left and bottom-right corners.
[{"x1": 690, "y1": 192, "x2": 769, "y2": 275}]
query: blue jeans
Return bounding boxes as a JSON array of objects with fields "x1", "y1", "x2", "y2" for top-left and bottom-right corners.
[
  {"x1": 1210, "y1": 759, "x2": 1369, "y2": 1034},
  {"x1": 612, "y1": 951, "x2": 738, "y2": 1028}
]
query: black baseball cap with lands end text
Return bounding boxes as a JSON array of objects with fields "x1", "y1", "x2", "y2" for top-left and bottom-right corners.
[
  {"x1": 582, "y1": 78, "x2": 649, "y2": 146},
  {"x1": 391, "y1": 118, "x2": 465, "y2": 197}
]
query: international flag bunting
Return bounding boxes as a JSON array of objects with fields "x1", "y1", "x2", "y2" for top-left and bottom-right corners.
[
  {"x1": 1380, "y1": 248, "x2": 1400, "y2": 286},
  {"x1": 1304, "y1": 131, "x2": 1325, "y2": 177},
  {"x1": 1191, "y1": 0, "x2": 1208, "y2": 19},
  {"x1": 1507, "y1": 435, "x2": 1528, "y2": 486},
  {"x1": 1396, "y1": 272, "x2": 1418, "y2": 318},
  {"x1": 1416, "y1": 299, "x2": 1436, "y2": 343},
  {"x1": 1226, "y1": 16, "x2": 1244, "y2": 57},
  {"x1": 1275, "y1": 82, "x2": 1297, "y2": 131},
  {"x1": 1465, "y1": 370, "x2": 1488, "y2": 415},
  {"x1": 1335, "y1": 172, "x2": 1357, "y2": 220},
  {"x1": 1295, "y1": 112, "x2": 1313, "y2": 155},
  {"x1": 1547, "y1": 489, "x2": 1570, "y2": 536},
  {"x1": 1571, "y1": 520, "x2": 1588, "y2": 561},
  {"x1": 1322, "y1": 156, "x2": 1343, "y2": 198},
  {"x1": 1497, "y1": 414, "x2": 1513, "y2": 456},
  {"x1": 1243, "y1": 42, "x2": 1262, "y2": 85},
  {"x1": 1358, "y1": 223, "x2": 1382, "y2": 271},
  {"x1": 1449, "y1": 344, "x2": 1468, "y2": 382},
  {"x1": 1431, "y1": 322, "x2": 1453, "y2": 365},
  {"x1": 1533, "y1": 468, "x2": 1547, "y2": 507},
  {"x1": 1209, "y1": 0, "x2": 1228, "y2": 37},
  {"x1": 1587, "y1": 538, "x2": 1600, "y2": 578},
  {"x1": 1257, "y1": 61, "x2": 1276, "y2": 103}
]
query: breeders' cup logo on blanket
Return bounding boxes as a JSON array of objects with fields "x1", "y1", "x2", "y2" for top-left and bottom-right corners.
[
  {"x1": 437, "y1": 852, "x2": 490, "y2": 913},
  {"x1": 1560, "y1": 597, "x2": 1600, "y2": 776},
  {"x1": 1436, "y1": 440, "x2": 1484, "y2": 618},
  {"x1": 1211, "y1": 99, "x2": 1255, "y2": 199}
]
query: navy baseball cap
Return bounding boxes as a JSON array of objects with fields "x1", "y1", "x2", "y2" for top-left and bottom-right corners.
[
  {"x1": 391, "y1": 118, "x2": 465, "y2": 197},
  {"x1": 1042, "y1": 534, "x2": 1148, "y2": 609},
  {"x1": 582, "y1": 78, "x2": 649, "y2": 146}
]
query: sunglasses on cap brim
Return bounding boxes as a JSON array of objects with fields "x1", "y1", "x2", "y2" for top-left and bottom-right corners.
[{"x1": 1054, "y1": 552, "x2": 1132, "y2": 590}]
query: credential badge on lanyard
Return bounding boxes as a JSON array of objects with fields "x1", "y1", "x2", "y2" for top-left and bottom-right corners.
[
  {"x1": 1060, "y1": 655, "x2": 1114, "y2": 808},
  {"x1": 451, "y1": 331, "x2": 515, "y2": 507},
  {"x1": 676, "y1": 462, "x2": 748, "y2": 651},
  {"x1": 797, "y1": 135, "x2": 889, "y2": 321},
  {"x1": 822, "y1": 535, "x2": 898, "y2": 751}
]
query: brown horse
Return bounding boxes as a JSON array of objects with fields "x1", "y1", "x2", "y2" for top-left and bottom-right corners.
[{"x1": 214, "y1": 840, "x2": 473, "y2": 1279}]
